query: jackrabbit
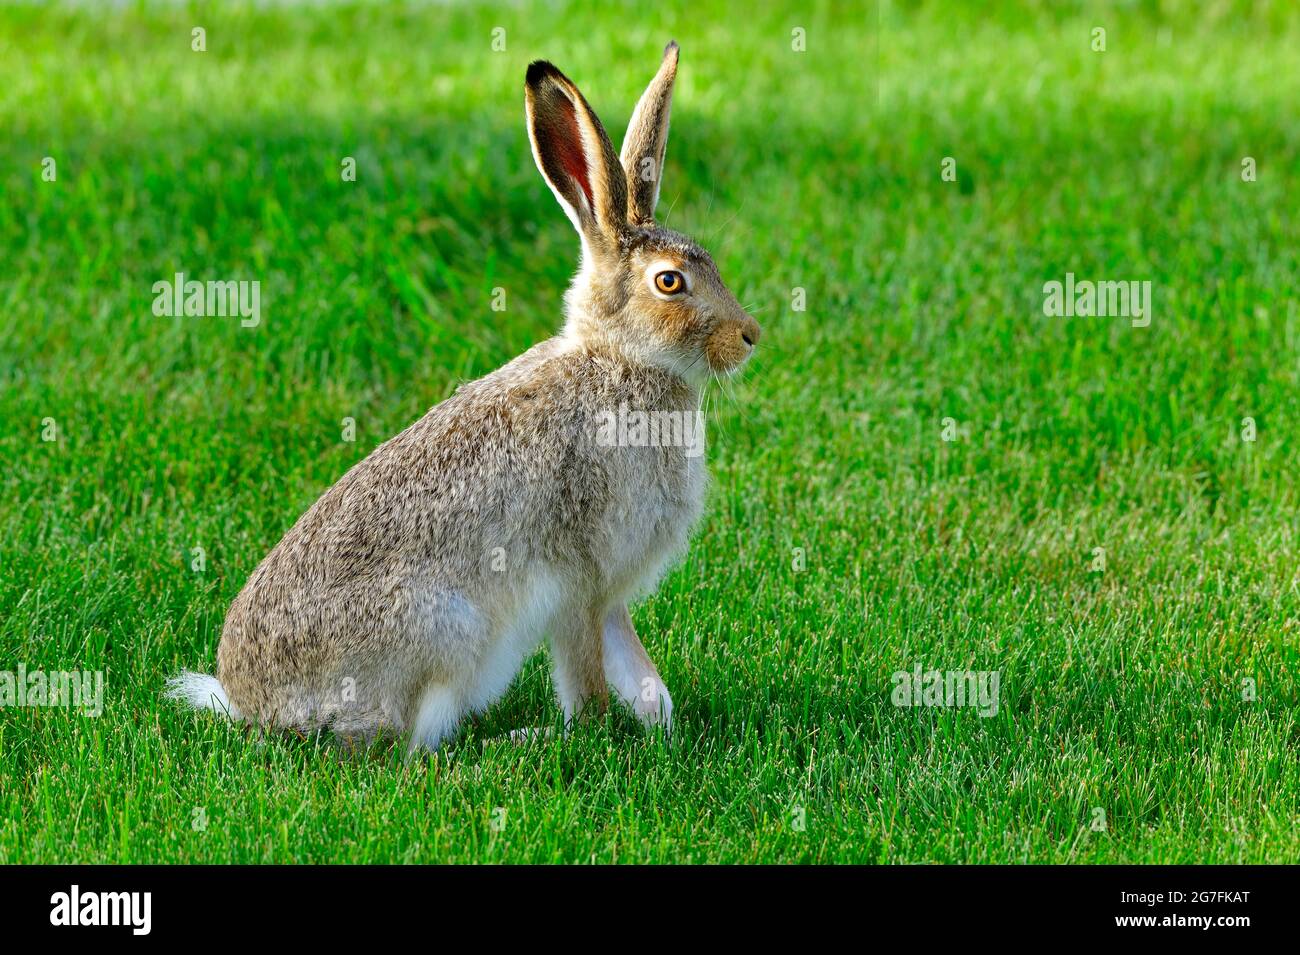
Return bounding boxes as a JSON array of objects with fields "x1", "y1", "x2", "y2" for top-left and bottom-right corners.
[{"x1": 168, "y1": 42, "x2": 761, "y2": 751}]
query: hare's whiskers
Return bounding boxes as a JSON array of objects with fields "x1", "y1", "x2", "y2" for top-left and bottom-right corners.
[{"x1": 719, "y1": 371, "x2": 755, "y2": 426}]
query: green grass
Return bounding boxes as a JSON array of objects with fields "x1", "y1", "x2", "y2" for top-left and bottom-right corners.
[{"x1": 2, "y1": 0, "x2": 1298, "y2": 863}]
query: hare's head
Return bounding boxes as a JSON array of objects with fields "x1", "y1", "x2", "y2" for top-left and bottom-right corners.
[{"x1": 525, "y1": 44, "x2": 760, "y2": 386}]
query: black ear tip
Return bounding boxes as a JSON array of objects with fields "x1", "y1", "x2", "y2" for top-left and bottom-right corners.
[
  {"x1": 664, "y1": 40, "x2": 680, "y2": 58},
  {"x1": 526, "y1": 60, "x2": 560, "y2": 86}
]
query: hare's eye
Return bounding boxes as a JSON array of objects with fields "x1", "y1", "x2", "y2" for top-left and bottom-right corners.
[{"x1": 654, "y1": 270, "x2": 685, "y2": 295}]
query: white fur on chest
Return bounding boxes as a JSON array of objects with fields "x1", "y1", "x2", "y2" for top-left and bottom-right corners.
[{"x1": 607, "y1": 452, "x2": 707, "y2": 599}]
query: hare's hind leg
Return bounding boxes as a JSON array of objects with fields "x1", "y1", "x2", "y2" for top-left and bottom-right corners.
[
  {"x1": 408, "y1": 683, "x2": 464, "y2": 753},
  {"x1": 404, "y1": 587, "x2": 490, "y2": 753}
]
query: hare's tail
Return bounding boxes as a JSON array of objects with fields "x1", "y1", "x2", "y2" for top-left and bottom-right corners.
[{"x1": 165, "y1": 670, "x2": 241, "y2": 720}]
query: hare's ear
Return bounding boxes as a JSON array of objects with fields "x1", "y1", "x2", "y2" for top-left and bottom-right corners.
[
  {"x1": 525, "y1": 60, "x2": 628, "y2": 253},
  {"x1": 620, "y1": 42, "x2": 678, "y2": 226}
]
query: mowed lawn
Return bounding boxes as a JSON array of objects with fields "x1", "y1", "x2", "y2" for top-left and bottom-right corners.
[{"x1": 1, "y1": 0, "x2": 1298, "y2": 863}]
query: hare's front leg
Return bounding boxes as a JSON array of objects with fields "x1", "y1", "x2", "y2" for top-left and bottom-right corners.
[
  {"x1": 602, "y1": 604, "x2": 673, "y2": 732},
  {"x1": 549, "y1": 606, "x2": 609, "y2": 723}
]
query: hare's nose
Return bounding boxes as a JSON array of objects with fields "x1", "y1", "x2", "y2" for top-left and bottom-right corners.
[{"x1": 739, "y1": 316, "x2": 761, "y2": 348}]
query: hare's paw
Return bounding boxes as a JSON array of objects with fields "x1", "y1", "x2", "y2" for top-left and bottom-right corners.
[
  {"x1": 506, "y1": 725, "x2": 555, "y2": 744},
  {"x1": 482, "y1": 726, "x2": 555, "y2": 747},
  {"x1": 408, "y1": 684, "x2": 464, "y2": 754},
  {"x1": 632, "y1": 678, "x2": 673, "y2": 732}
]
